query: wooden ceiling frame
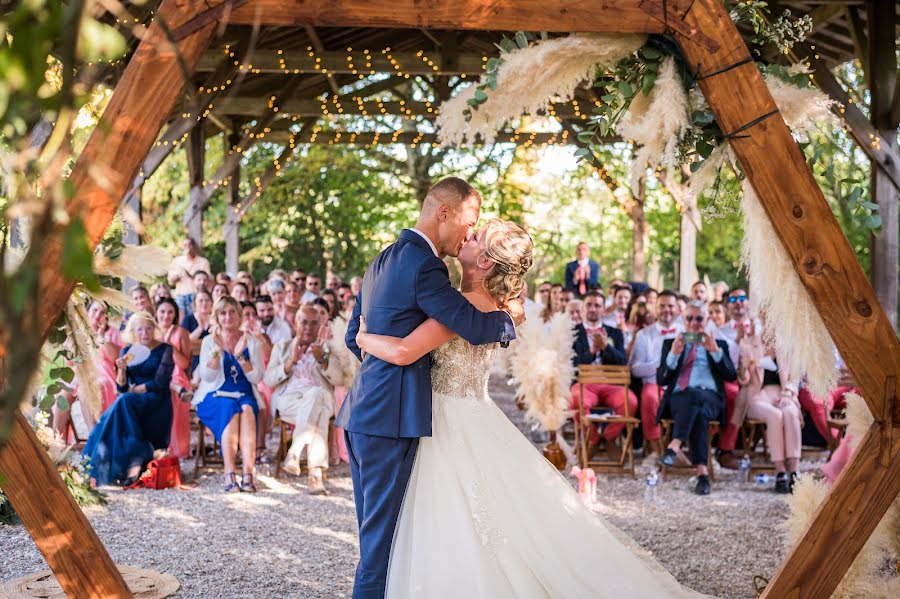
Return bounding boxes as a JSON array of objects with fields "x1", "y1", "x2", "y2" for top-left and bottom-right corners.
[{"x1": 0, "y1": 2, "x2": 896, "y2": 598}]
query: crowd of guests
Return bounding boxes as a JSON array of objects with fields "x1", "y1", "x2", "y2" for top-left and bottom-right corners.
[
  {"x1": 54, "y1": 236, "x2": 362, "y2": 495},
  {"x1": 538, "y1": 242, "x2": 857, "y2": 496}
]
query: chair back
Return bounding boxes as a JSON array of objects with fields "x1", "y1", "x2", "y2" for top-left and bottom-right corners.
[{"x1": 576, "y1": 364, "x2": 632, "y2": 417}]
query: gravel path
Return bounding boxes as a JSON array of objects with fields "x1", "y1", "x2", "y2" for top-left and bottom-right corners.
[{"x1": 1, "y1": 375, "x2": 802, "y2": 598}]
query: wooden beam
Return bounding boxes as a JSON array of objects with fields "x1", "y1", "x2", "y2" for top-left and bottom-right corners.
[
  {"x1": 224, "y1": 127, "x2": 241, "y2": 276},
  {"x1": 0, "y1": 4, "x2": 219, "y2": 597},
  {"x1": 673, "y1": 3, "x2": 900, "y2": 598},
  {"x1": 265, "y1": 129, "x2": 578, "y2": 146},
  {"x1": 304, "y1": 25, "x2": 341, "y2": 95},
  {"x1": 185, "y1": 120, "x2": 206, "y2": 247},
  {"x1": 868, "y1": 0, "x2": 898, "y2": 327},
  {"x1": 222, "y1": 0, "x2": 678, "y2": 32},
  {"x1": 845, "y1": 5, "x2": 869, "y2": 85}
]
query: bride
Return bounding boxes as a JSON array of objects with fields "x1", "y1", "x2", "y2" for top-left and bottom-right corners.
[{"x1": 355, "y1": 219, "x2": 709, "y2": 598}]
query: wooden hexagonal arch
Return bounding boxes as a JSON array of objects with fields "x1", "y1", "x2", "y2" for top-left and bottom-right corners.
[{"x1": 1, "y1": 1, "x2": 896, "y2": 597}]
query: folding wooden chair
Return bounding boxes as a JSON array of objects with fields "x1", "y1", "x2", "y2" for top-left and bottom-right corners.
[
  {"x1": 659, "y1": 418, "x2": 720, "y2": 481},
  {"x1": 572, "y1": 364, "x2": 640, "y2": 479},
  {"x1": 273, "y1": 411, "x2": 336, "y2": 479}
]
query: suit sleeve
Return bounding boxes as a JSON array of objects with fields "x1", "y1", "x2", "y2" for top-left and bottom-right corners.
[
  {"x1": 712, "y1": 340, "x2": 738, "y2": 382},
  {"x1": 657, "y1": 340, "x2": 678, "y2": 386},
  {"x1": 345, "y1": 287, "x2": 363, "y2": 362},
  {"x1": 564, "y1": 262, "x2": 575, "y2": 292},
  {"x1": 573, "y1": 326, "x2": 594, "y2": 365},
  {"x1": 598, "y1": 327, "x2": 626, "y2": 365},
  {"x1": 415, "y1": 258, "x2": 515, "y2": 345}
]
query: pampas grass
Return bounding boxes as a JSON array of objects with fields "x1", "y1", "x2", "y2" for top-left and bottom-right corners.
[
  {"x1": 437, "y1": 34, "x2": 644, "y2": 145},
  {"x1": 844, "y1": 391, "x2": 871, "y2": 449},
  {"x1": 63, "y1": 298, "x2": 105, "y2": 420},
  {"x1": 616, "y1": 57, "x2": 690, "y2": 191},
  {"x1": 740, "y1": 184, "x2": 837, "y2": 397},
  {"x1": 510, "y1": 312, "x2": 575, "y2": 431},
  {"x1": 327, "y1": 316, "x2": 359, "y2": 388},
  {"x1": 86, "y1": 286, "x2": 137, "y2": 313},
  {"x1": 93, "y1": 245, "x2": 171, "y2": 282},
  {"x1": 765, "y1": 73, "x2": 838, "y2": 142}
]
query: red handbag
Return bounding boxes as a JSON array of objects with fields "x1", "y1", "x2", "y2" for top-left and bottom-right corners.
[{"x1": 127, "y1": 456, "x2": 182, "y2": 490}]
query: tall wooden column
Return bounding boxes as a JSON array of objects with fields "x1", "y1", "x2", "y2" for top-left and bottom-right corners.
[
  {"x1": 868, "y1": 0, "x2": 898, "y2": 327},
  {"x1": 121, "y1": 180, "x2": 143, "y2": 293},
  {"x1": 678, "y1": 205, "x2": 699, "y2": 294},
  {"x1": 184, "y1": 120, "x2": 206, "y2": 248},
  {"x1": 223, "y1": 128, "x2": 241, "y2": 275}
]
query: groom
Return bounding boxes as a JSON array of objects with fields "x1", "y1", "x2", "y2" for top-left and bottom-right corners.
[{"x1": 337, "y1": 177, "x2": 524, "y2": 598}]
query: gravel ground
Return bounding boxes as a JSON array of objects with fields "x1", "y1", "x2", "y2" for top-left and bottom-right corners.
[{"x1": 0, "y1": 375, "x2": 806, "y2": 598}]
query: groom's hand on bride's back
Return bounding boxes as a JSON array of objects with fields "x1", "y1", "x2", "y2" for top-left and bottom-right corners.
[{"x1": 505, "y1": 298, "x2": 526, "y2": 326}]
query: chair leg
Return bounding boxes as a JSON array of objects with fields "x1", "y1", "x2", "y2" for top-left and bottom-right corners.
[{"x1": 275, "y1": 419, "x2": 285, "y2": 479}]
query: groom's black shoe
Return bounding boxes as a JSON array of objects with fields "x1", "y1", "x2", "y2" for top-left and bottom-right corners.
[
  {"x1": 694, "y1": 474, "x2": 711, "y2": 495},
  {"x1": 661, "y1": 448, "x2": 677, "y2": 467}
]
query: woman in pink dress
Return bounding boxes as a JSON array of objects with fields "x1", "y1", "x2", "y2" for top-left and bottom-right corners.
[
  {"x1": 52, "y1": 300, "x2": 123, "y2": 441},
  {"x1": 156, "y1": 298, "x2": 194, "y2": 459}
]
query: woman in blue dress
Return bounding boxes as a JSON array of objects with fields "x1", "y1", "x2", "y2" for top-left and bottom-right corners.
[
  {"x1": 194, "y1": 296, "x2": 266, "y2": 493},
  {"x1": 84, "y1": 313, "x2": 174, "y2": 486}
]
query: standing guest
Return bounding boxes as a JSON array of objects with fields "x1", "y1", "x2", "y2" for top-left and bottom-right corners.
[
  {"x1": 690, "y1": 281, "x2": 708, "y2": 303},
  {"x1": 327, "y1": 274, "x2": 344, "y2": 291},
  {"x1": 236, "y1": 271, "x2": 256, "y2": 298},
  {"x1": 84, "y1": 313, "x2": 175, "y2": 486},
  {"x1": 535, "y1": 281, "x2": 552, "y2": 308},
  {"x1": 565, "y1": 299, "x2": 584, "y2": 325},
  {"x1": 321, "y1": 289, "x2": 341, "y2": 320},
  {"x1": 267, "y1": 278, "x2": 288, "y2": 320},
  {"x1": 301, "y1": 272, "x2": 322, "y2": 304},
  {"x1": 155, "y1": 298, "x2": 193, "y2": 459},
  {"x1": 349, "y1": 275, "x2": 362, "y2": 297},
  {"x1": 712, "y1": 281, "x2": 730, "y2": 302},
  {"x1": 167, "y1": 237, "x2": 212, "y2": 319},
  {"x1": 539, "y1": 283, "x2": 566, "y2": 323},
  {"x1": 255, "y1": 294, "x2": 293, "y2": 345},
  {"x1": 284, "y1": 281, "x2": 303, "y2": 325},
  {"x1": 231, "y1": 282, "x2": 250, "y2": 303},
  {"x1": 629, "y1": 291, "x2": 682, "y2": 458},
  {"x1": 192, "y1": 270, "x2": 211, "y2": 295},
  {"x1": 211, "y1": 282, "x2": 229, "y2": 303},
  {"x1": 568, "y1": 291, "x2": 635, "y2": 459},
  {"x1": 602, "y1": 285, "x2": 632, "y2": 329},
  {"x1": 264, "y1": 305, "x2": 338, "y2": 493},
  {"x1": 658, "y1": 301, "x2": 737, "y2": 495},
  {"x1": 565, "y1": 242, "x2": 600, "y2": 297},
  {"x1": 194, "y1": 297, "x2": 266, "y2": 493},
  {"x1": 290, "y1": 269, "x2": 307, "y2": 289},
  {"x1": 52, "y1": 301, "x2": 124, "y2": 439},
  {"x1": 150, "y1": 283, "x2": 172, "y2": 306},
  {"x1": 182, "y1": 290, "x2": 214, "y2": 374}
]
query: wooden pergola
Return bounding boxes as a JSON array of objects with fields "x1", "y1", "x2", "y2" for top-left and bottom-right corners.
[{"x1": 0, "y1": 1, "x2": 897, "y2": 597}]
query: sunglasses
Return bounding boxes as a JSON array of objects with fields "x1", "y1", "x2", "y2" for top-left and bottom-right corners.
[
  {"x1": 684, "y1": 315, "x2": 704, "y2": 322},
  {"x1": 728, "y1": 295, "x2": 747, "y2": 303},
  {"x1": 292, "y1": 277, "x2": 305, "y2": 283}
]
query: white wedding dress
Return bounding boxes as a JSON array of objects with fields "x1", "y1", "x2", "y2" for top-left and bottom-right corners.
[{"x1": 384, "y1": 337, "x2": 710, "y2": 598}]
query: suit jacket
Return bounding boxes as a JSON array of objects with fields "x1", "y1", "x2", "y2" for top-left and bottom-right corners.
[
  {"x1": 564, "y1": 259, "x2": 600, "y2": 294},
  {"x1": 573, "y1": 323, "x2": 626, "y2": 366},
  {"x1": 263, "y1": 339, "x2": 342, "y2": 407},
  {"x1": 336, "y1": 229, "x2": 516, "y2": 438},
  {"x1": 655, "y1": 338, "x2": 737, "y2": 424}
]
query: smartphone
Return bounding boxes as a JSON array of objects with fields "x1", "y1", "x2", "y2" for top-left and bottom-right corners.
[{"x1": 682, "y1": 332, "x2": 703, "y2": 344}]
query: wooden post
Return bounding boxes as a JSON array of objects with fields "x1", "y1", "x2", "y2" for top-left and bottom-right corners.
[
  {"x1": 631, "y1": 178, "x2": 647, "y2": 282},
  {"x1": 185, "y1": 120, "x2": 206, "y2": 248},
  {"x1": 224, "y1": 128, "x2": 241, "y2": 275},
  {"x1": 867, "y1": 0, "x2": 898, "y2": 327},
  {"x1": 0, "y1": 1, "x2": 219, "y2": 597},
  {"x1": 121, "y1": 181, "x2": 143, "y2": 293},
  {"x1": 671, "y1": 2, "x2": 900, "y2": 597},
  {"x1": 678, "y1": 205, "x2": 699, "y2": 295}
]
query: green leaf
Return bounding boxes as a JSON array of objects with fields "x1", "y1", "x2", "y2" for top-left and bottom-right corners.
[
  {"x1": 9, "y1": 266, "x2": 36, "y2": 313},
  {"x1": 865, "y1": 214, "x2": 882, "y2": 229},
  {"x1": 62, "y1": 217, "x2": 99, "y2": 290},
  {"x1": 466, "y1": 98, "x2": 480, "y2": 107},
  {"x1": 861, "y1": 201, "x2": 879, "y2": 211},
  {"x1": 497, "y1": 39, "x2": 515, "y2": 53},
  {"x1": 473, "y1": 88, "x2": 488, "y2": 102},
  {"x1": 487, "y1": 76, "x2": 498, "y2": 90},
  {"x1": 847, "y1": 188, "x2": 863, "y2": 203},
  {"x1": 56, "y1": 395, "x2": 70, "y2": 411},
  {"x1": 696, "y1": 140, "x2": 714, "y2": 159},
  {"x1": 50, "y1": 367, "x2": 75, "y2": 383},
  {"x1": 641, "y1": 73, "x2": 657, "y2": 96},
  {"x1": 617, "y1": 81, "x2": 633, "y2": 97},
  {"x1": 514, "y1": 32, "x2": 529, "y2": 49},
  {"x1": 486, "y1": 58, "x2": 499, "y2": 73},
  {"x1": 641, "y1": 46, "x2": 662, "y2": 60},
  {"x1": 690, "y1": 160, "x2": 702, "y2": 173},
  {"x1": 577, "y1": 130, "x2": 594, "y2": 143},
  {"x1": 39, "y1": 394, "x2": 54, "y2": 410}
]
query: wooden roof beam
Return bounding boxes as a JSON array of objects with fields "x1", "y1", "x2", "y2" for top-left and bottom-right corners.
[{"x1": 263, "y1": 129, "x2": 605, "y2": 146}]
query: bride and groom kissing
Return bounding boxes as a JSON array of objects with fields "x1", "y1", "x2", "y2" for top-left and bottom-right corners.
[{"x1": 336, "y1": 177, "x2": 707, "y2": 598}]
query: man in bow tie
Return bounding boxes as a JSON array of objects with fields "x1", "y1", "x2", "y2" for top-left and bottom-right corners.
[
  {"x1": 564, "y1": 242, "x2": 600, "y2": 298},
  {"x1": 628, "y1": 290, "x2": 682, "y2": 458},
  {"x1": 569, "y1": 291, "x2": 636, "y2": 459}
]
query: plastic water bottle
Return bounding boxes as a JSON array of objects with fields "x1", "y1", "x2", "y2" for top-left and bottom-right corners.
[
  {"x1": 755, "y1": 472, "x2": 770, "y2": 486},
  {"x1": 738, "y1": 454, "x2": 751, "y2": 484},
  {"x1": 644, "y1": 469, "x2": 660, "y2": 503}
]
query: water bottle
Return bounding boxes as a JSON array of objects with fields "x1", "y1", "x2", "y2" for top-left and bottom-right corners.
[
  {"x1": 755, "y1": 472, "x2": 770, "y2": 486},
  {"x1": 738, "y1": 454, "x2": 751, "y2": 484},
  {"x1": 644, "y1": 469, "x2": 660, "y2": 503}
]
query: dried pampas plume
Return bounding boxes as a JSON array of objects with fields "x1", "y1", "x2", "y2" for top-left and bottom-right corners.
[
  {"x1": 510, "y1": 312, "x2": 575, "y2": 431},
  {"x1": 616, "y1": 56, "x2": 690, "y2": 191},
  {"x1": 438, "y1": 34, "x2": 645, "y2": 145},
  {"x1": 94, "y1": 245, "x2": 171, "y2": 282},
  {"x1": 327, "y1": 316, "x2": 359, "y2": 388},
  {"x1": 86, "y1": 286, "x2": 137, "y2": 313},
  {"x1": 765, "y1": 73, "x2": 838, "y2": 142},
  {"x1": 740, "y1": 184, "x2": 837, "y2": 396},
  {"x1": 64, "y1": 299, "x2": 104, "y2": 420}
]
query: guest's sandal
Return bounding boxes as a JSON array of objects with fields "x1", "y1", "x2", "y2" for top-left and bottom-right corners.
[
  {"x1": 224, "y1": 472, "x2": 241, "y2": 493},
  {"x1": 239, "y1": 472, "x2": 257, "y2": 493}
]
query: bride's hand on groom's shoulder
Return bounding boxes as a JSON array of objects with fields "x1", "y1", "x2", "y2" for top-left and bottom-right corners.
[{"x1": 356, "y1": 316, "x2": 367, "y2": 359}]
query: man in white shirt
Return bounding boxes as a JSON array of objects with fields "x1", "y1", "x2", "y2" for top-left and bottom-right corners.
[
  {"x1": 301, "y1": 272, "x2": 322, "y2": 304},
  {"x1": 255, "y1": 294, "x2": 294, "y2": 345},
  {"x1": 167, "y1": 237, "x2": 211, "y2": 319},
  {"x1": 629, "y1": 290, "x2": 682, "y2": 457}
]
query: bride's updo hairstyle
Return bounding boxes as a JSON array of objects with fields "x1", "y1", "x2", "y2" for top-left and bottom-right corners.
[{"x1": 478, "y1": 219, "x2": 534, "y2": 305}]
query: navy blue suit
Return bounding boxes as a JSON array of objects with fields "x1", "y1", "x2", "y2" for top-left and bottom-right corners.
[
  {"x1": 337, "y1": 229, "x2": 516, "y2": 598},
  {"x1": 564, "y1": 259, "x2": 600, "y2": 295}
]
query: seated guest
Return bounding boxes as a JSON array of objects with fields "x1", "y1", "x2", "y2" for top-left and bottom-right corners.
[
  {"x1": 215, "y1": 272, "x2": 232, "y2": 286},
  {"x1": 712, "y1": 281, "x2": 730, "y2": 302},
  {"x1": 211, "y1": 282, "x2": 229, "y2": 303},
  {"x1": 284, "y1": 281, "x2": 303, "y2": 325},
  {"x1": 645, "y1": 287, "x2": 658, "y2": 307},
  {"x1": 194, "y1": 296, "x2": 266, "y2": 493},
  {"x1": 565, "y1": 242, "x2": 600, "y2": 297},
  {"x1": 321, "y1": 289, "x2": 341, "y2": 320},
  {"x1": 264, "y1": 305, "x2": 339, "y2": 494},
  {"x1": 53, "y1": 300, "x2": 124, "y2": 439},
  {"x1": 84, "y1": 313, "x2": 174, "y2": 486},
  {"x1": 301, "y1": 272, "x2": 322, "y2": 304},
  {"x1": 349, "y1": 275, "x2": 362, "y2": 297},
  {"x1": 240, "y1": 301, "x2": 274, "y2": 457},
  {"x1": 565, "y1": 299, "x2": 584, "y2": 326},
  {"x1": 231, "y1": 282, "x2": 250, "y2": 303},
  {"x1": 150, "y1": 282, "x2": 172, "y2": 306},
  {"x1": 605, "y1": 278, "x2": 626, "y2": 309},
  {"x1": 182, "y1": 289, "x2": 213, "y2": 374},
  {"x1": 126, "y1": 285, "x2": 155, "y2": 324},
  {"x1": 155, "y1": 298, "x2": 194, "y2": 459},
  {"x1": 560, "y1": 288, "x2": 575, "y2": 308},
  {"x1": 629, "y1": 291, "x2": 681, "y2": 458},
  {"x1": 256, "y1": 294, "x2": 293, "y2": 345},
  {"x1": 707, "y1": 300, "x2": 728, "y2": 330},
  {"x1": 624, "y1": 296, "x2": 653, "y2": 355},
  {"x1": 539, "y1": 283, "x2": 565, "y2": 323},
  {"x1": 602, "y1": 284, "x2": 632, "y2": 329},
  {"x1": 658, "y1": 301, "x2": 736, "y2": 495},
  {"x1": 236, "y1": 271, "x2": 256, "y2": 298},
  {"x1": 733, "y1": 328, "x2": 801, "y2": 493},
  {"x1": 569, "y1": 291, "x2": 636, "y2": 459},
  {"x1": 267, "y1": 277, "x2": 289, "y2": 320},
  {"x1": 535, "y1": 280, "x2": 552, "y2": 309},
  {"x1": 192, "y1": 270, "x2": 211, "y2": 295},
  {"x1": 337, "y1": 283, "x2": 353, "y2": 304}
]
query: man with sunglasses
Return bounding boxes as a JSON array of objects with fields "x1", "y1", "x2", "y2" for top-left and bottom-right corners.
[
  {"x1": 301, "y1": 273, "x2": 322, "y2": 304},
  {"x1": 657, "y1": 301, "x2": 736, "y2": 495},
  {"x1": 290, "y1": 269, "x2": 306, "y2": 287}
]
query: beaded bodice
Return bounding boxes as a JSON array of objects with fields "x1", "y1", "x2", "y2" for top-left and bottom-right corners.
[{"x1": 430, "y1": 337, "x2": 498, "y2": 402}]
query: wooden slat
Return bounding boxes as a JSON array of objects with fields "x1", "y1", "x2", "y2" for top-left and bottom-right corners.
[
  {"x1": 0, "y1": 2, "x2": 219, "y2": 595},
  {"x1": 671, "y1": 2, "x2": 900, "y2": 598},
  {"x1": 223, "y1": 0, "x2": 674, "y2": 33}
]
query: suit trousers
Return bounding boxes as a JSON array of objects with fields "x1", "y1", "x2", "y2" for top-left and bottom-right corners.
[
  {"x1": 569, "y1": 383, "x2": 638, "y2": 444},
  {"x1": 640, "y1": 384, "x2": 662, "y2": 441},
  {"x1": 346, "y1": 431, "x2": 419, "y2": 599},
  {"x1": 717, "y1": 381, "x2": 740, "y2": 452},
  {"x1": 669, "y1": 388, "x2": 720, "y2": 466}
]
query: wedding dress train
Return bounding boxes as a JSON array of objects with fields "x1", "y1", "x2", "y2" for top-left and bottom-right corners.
[{"x1": 384, "y1": 337, "x2": 710, "y2": 598}]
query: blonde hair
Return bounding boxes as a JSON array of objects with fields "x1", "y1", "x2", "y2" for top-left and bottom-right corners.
[
  {"x1": 212, "y1": 295, "x2": 243, "y2": 328},
  {"x1": 123, "y1": 311, "x2": 158, "y2": 344},
  {"x1": 478, "y1": 219, "x2": 534, "y2": 305}
]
